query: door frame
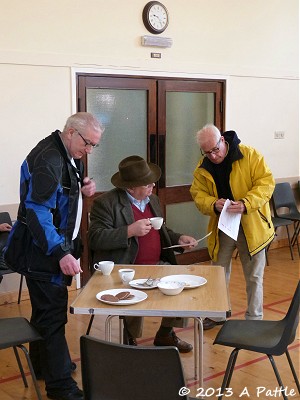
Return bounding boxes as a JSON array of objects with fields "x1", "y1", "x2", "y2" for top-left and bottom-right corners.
[{"x1": 76, "y1": 72, "x2": 226, "y2": 285}]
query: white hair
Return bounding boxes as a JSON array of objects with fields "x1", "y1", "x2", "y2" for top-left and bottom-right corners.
[
  {"x1": 195, "y1": 124, "x2": 221, "y2": 147},
  {"x1": 63, "y1": 112, "x2": 104, "y2": 135}
]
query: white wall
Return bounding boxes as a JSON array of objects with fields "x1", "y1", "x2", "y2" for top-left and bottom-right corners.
[{"x1": 0, "y1": 0, "x2": 299, "y2": 210}]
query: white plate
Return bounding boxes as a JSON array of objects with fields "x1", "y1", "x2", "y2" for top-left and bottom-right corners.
[
  {"x1": 129, "y1": 278, "x2": 159, "y2": 290},
  {"x1": 96, "y1": 288, "x2": 148, "y2": 305},
  {"x1": 160, "y1": 274, "x2": 207, "y2": 289}
]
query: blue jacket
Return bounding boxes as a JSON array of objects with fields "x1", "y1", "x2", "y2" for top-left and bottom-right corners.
[{"x1": 6, "y1": 130, "x2": 83, "y2": 282}]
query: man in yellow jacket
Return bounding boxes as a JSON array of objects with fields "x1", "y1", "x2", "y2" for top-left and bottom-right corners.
[{"x1": 190, "y1": 124, "x2": 275, "y2": 330}]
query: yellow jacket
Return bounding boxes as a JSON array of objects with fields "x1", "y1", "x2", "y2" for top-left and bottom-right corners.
[{"x1": 190, "y1": 143, "x2": 275, "y2": 261}]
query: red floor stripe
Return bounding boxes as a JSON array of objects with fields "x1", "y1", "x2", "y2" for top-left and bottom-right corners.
[{"x1": 187, "y1": 343, "x2": 300, "y2": 387}]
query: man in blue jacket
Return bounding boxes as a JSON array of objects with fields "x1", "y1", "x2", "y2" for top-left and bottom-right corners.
[{"x1": 6, "y1": 112, "x2": 103, "y2": 400}]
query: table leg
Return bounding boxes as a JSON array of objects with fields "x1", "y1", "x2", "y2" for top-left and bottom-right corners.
[
  {"x1": 105, "y1": 315, "x2": 115, "y2": 341},
  {"x1": 194, "y1": 317, "x2": 203, "y2": 386}
]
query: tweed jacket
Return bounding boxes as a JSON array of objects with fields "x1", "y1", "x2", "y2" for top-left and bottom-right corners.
[{"x1": 88, "y1": 188, "x2": 183, "y2": 265}]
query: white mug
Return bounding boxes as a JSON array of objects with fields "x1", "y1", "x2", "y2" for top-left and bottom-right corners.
[
  {"x1": 94, "y1": 261, "x2": 114, "y2": 276},
  {"x1": 150, "y1": 217, "x2": 163, "y2": 230},
  {"x1": 118, "y1": 268, "x2": 135, "y2": 284}
]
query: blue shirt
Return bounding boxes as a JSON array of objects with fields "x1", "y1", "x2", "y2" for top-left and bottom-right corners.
[{"x1": 126, "y1": 191, "x2": 150, "y2": 212}]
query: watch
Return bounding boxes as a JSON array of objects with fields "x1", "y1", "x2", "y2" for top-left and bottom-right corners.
[{"x1": 142, "y1": 1, "x2": 169, "y2": 35}]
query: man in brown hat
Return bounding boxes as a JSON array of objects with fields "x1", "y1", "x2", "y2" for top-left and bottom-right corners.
[{"x1": 88, "y1": 155, "x2": 197, "y2": 353}]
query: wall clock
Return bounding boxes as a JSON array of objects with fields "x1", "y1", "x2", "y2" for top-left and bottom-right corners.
[{"x1": 142, "y1": 2, "x2": 169, "y2": 35}]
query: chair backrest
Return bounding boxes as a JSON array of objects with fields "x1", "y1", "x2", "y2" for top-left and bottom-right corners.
[
  {"x1": 271, "y1": 182, "x2": 299, "y2": 218},
  {"x1": 275, "y1": 280, "x2": 300, "y2": 355},
  {"x1": 80, "y1": 335, "x2": 188, "y2": 400},
  {"x1": 0, "y1": 212, "x2": 12, "y2": 251},
  {"x1": 0, "y1": 212, "x2": 13, "y2": 271}
]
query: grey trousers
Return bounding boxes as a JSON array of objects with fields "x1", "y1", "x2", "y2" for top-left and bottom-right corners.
[{"x1": 213, "y1": 227, "x2": 266, "y2": 320}]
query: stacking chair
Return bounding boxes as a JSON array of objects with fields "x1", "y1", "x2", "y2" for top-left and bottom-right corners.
[
  {"x1": 0, "y1": 317, "x2": 43, "y2": 400},
  {"x1": 80, "y1": 335, "x2": 197, "y2": 400},
  {"x1": 213, "y1": 281, "x2": 300, "y2": 400},
  {"x1": 271, "y1": 182, "x2": 300, "y2": 254},
  {"x1": 266, "y1": 216, "x2": 294, "y2": 261},
  {"x1": 0, "y1": 211, "x2": 24, "y2": 303}
]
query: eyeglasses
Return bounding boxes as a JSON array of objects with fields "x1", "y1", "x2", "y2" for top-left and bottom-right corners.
[
  {"x1": 143, "y1": 183, "x2": 155, "y2": 188},
  {"x1": 75, "y1": 129, "x2": 98, "y2": 148},
  {"x1": 200, "y1": 137, "x2": 222, "y2": 157}
]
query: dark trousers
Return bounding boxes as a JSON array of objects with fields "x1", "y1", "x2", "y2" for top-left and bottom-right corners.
[{"x1": 26, "y1": 277, "x2": 77, "y2": 393}]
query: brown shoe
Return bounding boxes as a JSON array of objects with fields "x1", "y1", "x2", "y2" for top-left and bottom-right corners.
[
  {"x1": 203, "y1": 318, "x2": 225, "y2": 330},
  {"x1": 154, "y1": 331, "x2": 193, "y2": 353}
]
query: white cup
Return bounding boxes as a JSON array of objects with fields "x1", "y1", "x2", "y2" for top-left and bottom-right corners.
[
  {"x1": 118, "y1": 268, "x2": 135, "y2": 284},
  {"x1": 150, "y1": 217, "x2": 163, "y2": 230},
  {"x1": 94, "y1": 261, "x2": 114, "y2": 276}
]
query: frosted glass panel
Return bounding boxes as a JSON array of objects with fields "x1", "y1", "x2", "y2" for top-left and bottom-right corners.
[
  {"x1": 166, "y1": 92, "x2": 214, "y2": 186},
  {"x1": 166, "y1": 202, "x2": 210, "y2": 246},
  {"x1": 86, "y1": 89, "x2": 147, "y2": 191}
]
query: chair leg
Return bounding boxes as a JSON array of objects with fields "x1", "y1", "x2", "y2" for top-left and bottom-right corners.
[
  {"x1": 267, "y1": 355, "x2": 288, "y2": 400},
  {"x1": 265, "y1": 247, "x2": 269, "y2": 266},
  {"x1": 285, "y1": 226, "x2": 294, "y2": 261},
  {"x1": 218, "y1": 348, "x2": 239, "y2": 400},
  {"x1": 13, "y1": 346, "x2": 28, "y2": 387},
  {"x1": 17, "y1": 275, "x2": 24, "y2": 304},
  {"x1": 17, "y1": 344, "x2": 43, "y2": 400},
  {"x1": 86, "y1": 314, "x2": 94, "y2": 335},
  {"x1": 286, "y1": 350, "x2": 300, "y2": 394},
  {"x1": 291, "y1": 222, "x2": 300, "y2": 254}
]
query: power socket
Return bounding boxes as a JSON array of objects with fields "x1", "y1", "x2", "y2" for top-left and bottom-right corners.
[{"x1": 274, "y1": 131, "x2": 285, "y2": 139}]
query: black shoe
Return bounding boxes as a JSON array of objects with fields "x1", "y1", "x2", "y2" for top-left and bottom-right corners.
[
  {"x1": 154, "y1": 330, "x2": 193, "y2": 353},
  {"x1": 35, "y1": 362, "x2": 77, "y2": 380},
  {"x1": 123, "y1": 325, "x2": 137, "y2": 346},
  {"x1": 203, "y1": 318, "x2": 226, "y2": 330},
  {"x1": 71, "y1": 361, "x2": 77, "y2": 372},
  {"x1": 123, "y1": 332, "x2": 137, "y2": 346},
  {"x1": 47, "y1": 387, "x2": 83, "y2": 400}
]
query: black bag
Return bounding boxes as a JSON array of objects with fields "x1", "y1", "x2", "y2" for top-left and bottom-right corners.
[{"x1": 4, "y1": 222, "x2": 31, "y2": 274}]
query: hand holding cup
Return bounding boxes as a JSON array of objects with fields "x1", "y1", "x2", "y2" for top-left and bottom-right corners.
[{"x1": 149, "y1": 217, "x2": 163, "y2": 230}]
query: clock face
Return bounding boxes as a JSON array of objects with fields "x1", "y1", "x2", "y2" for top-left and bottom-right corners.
[{"x1": 143, "y1": 2, "x2": 169, "y2": 34}]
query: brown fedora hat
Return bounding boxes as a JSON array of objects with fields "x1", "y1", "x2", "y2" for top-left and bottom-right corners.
[{"x1": 111, "y1": 155, "x2": 161, "y2": 188}]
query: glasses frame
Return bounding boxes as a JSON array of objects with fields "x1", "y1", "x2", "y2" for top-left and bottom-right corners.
[
  {"x1": 75, "y1": 129, "x2": 98, "y2": 148},
  {"x1": 200, "y1": 137, "x2": 222, "y2": 157}
]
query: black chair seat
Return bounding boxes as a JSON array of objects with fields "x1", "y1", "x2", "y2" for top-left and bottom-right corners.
[
  {"x1": 0, "y1": 317, "x2": 43, "y2": 400},
  {"x1": 214, "y1": 319, "x2": 289, "y2": 356},
  {"x1": 213, "y1": 281, "x2": 300, "y2": 400},
  {"x1": 0, "y1": 317, "x2": 42, "y2": 349},
  {"x1": 272, "y1": 216, "x2": 294, "y2": 228}
]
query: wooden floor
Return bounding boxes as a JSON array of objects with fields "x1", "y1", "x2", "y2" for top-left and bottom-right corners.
[{"x1": 0, "y1": 246, "x2": 299, "y2": 399}]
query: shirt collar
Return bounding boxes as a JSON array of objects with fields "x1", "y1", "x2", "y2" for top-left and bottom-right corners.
[{"x1": 126, "y1": 191, "x2": 150, "y2": 212}]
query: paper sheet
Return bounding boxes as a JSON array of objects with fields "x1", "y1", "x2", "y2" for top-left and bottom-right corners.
[
  {"x1": 162, "y1": 231, "x2": 212, "y2": 249},
  {"x1": 217, "y1": 199, "x2": 241, "y2": 240}
]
